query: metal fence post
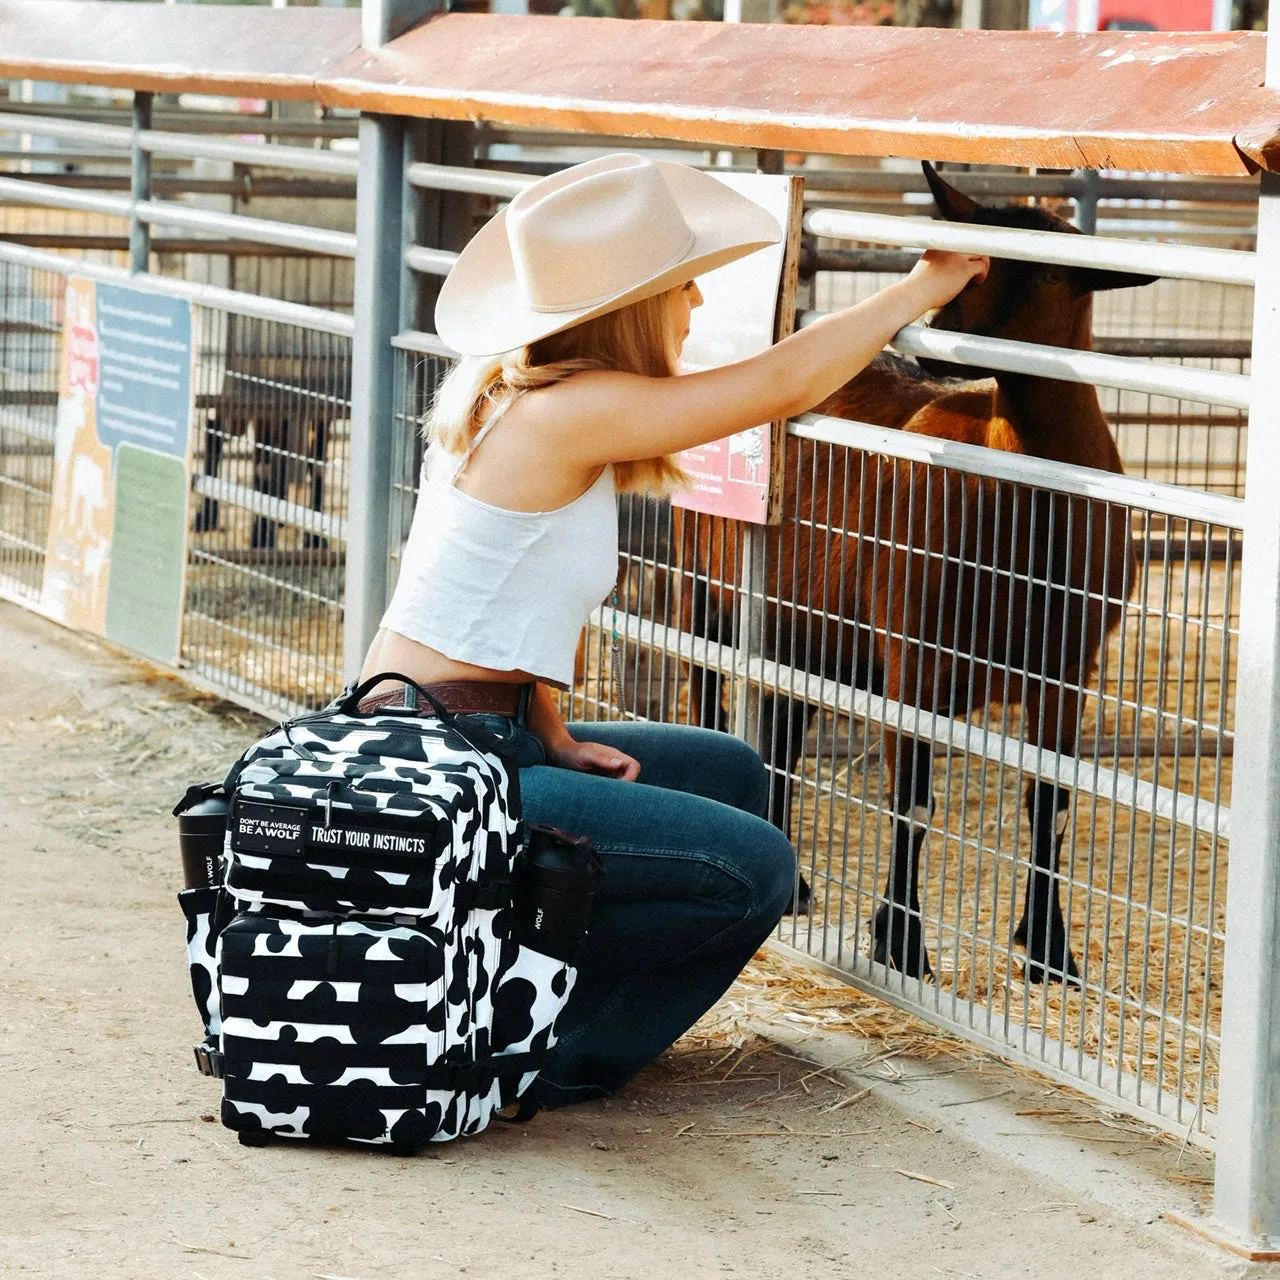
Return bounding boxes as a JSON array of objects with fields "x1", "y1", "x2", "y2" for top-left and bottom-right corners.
[
  {"x1": 129, "y1": 91, "x2": 152, "y2": 274},
  {"x1": 344, "y1": 111, "x2": 406, "y2": 682},
  {"x1": 404, "y1": 119, "x2": 474, "y2": 332},
  {"x1": 344, "y1": 0, "x2": 438, "y2": 681},
  {"x1": 1075, "y1": 168, "x2": 1099, "y2": 236},
  {"x1": 1210, "y1": 7, "x2": 1280, "y2": 1252},
  {"x1": 733, "y1": 149, "x2": 786, "y2": 752}
]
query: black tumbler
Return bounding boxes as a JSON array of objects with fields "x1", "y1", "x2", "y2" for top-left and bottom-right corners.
[
  {"x1": 174, "y1": 784, "x2": 229, "y2": 890},
  {"x1": 513, "y1": 825, "x2": 603, "y2": 963}
]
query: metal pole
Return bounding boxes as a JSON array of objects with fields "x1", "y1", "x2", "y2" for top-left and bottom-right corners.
[
  {"x1": 1211, "y1": 1, "x2": 1280, "y2": 1252},
  {"x1": 1075, "y1": 167, "x2": 1099, "y2": 236},
  {"x1": 406, "y1": 120, "x2": 474, "y2": 335},
  {"x1": 734, "y1": 149, "x2": 786, "y2": 748},
  {"x1": 344, "y1": 112, "x2": 406, "y2": 681},
  {"x1": 344, "y1": 0, "x2": 437, "y2": 681},
  {"x1": 129, "y1": 91, "x2": 152, "y2": 274}
]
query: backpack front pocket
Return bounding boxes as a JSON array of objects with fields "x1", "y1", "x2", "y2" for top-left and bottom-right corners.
[{"x1": 218, "y1": 915, "x2": 449, "y2": 1148}]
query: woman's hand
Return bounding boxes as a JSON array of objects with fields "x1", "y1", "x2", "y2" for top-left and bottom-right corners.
[
  {"x1": 546, "y1": 737, "x2": 642, "y2": 781},
  {"x1": 904, "y1": 248, "x2": 990, "y2": 312}
]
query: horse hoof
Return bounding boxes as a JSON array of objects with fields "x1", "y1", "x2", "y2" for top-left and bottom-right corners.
[
  {"x1": 870, "y1": 905, "x2": 933, "y2": 980},
  {"x1": 192, "y1": 501, "x2": 219, "y2": 533},
  {"x1": 784, "y1": 875, "x2": 812, "y2": 916},
  {"x1": 1023, "y1": 951, "x2": 1081, "y2": 987}
]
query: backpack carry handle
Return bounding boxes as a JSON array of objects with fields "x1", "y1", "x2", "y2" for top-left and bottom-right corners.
[
  {"x1": 336, "y1": 671, "x2": 513, "y2": 759},
  {"x1": 338, "y1": 671, "x2": 454, "y2": 720}
]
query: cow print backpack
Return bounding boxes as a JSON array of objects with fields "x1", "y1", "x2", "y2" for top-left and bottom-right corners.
[{"x1": 175, "y1": 672, "x2": 601, "y2": 1153}]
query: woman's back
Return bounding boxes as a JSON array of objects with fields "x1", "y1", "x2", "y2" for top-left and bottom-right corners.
[{"x1": 379, "y1": 424, "x2": 618, "y2": 690}]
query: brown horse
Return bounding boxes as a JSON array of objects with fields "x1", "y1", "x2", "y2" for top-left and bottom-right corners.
[{"x1": 683, "y1": 164, "x2": 1154, "y2": 984}]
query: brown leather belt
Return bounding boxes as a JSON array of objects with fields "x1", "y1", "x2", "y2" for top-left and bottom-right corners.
[{"x1": 356, "y1": 680, "x2": 529, "y2": 718}]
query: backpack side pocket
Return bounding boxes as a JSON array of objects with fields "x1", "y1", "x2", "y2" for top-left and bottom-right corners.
[{"x1": 178, "y1": 886, "x2": 230, "y2": 1042}]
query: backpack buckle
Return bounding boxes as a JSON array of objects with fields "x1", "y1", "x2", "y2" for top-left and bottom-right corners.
[{"x1": 193, "y1": 1041, "x2": 225, "y2": 1078}]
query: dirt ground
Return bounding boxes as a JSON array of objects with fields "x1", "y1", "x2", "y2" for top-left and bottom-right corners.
[{"x1": 0, "y1": 600, "x2": 1248, "y2": 1280}]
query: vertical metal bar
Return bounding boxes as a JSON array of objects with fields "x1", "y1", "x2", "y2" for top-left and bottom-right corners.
[
  {"x1": 343, "y1": 111, "x2": 406, "y2": 682},
  {"x1": 735, "y1": 146, "x2": 785, "y2": 756},
  {"x1": 362, "y1": 0, "x2": 435, "y2": 47},
  {"x1": 732, "y1": 523, "x2": 766, "y2": 743},
  {"x1": 407, "y1": 119, "x2": 474, "y2": 333},
  {"x1": 1212, "y1": 157, "x2": 1280, "y2": 1245},
  {"x1": 1075, "y1": 168, "x2": 1099, "y2": 237},
  {"x1": 129, "y1": 91, "x2": 152, "y2": 275}
]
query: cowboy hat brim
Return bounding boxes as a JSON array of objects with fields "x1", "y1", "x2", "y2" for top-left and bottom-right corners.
[{"x1": 435, "y1": 160, "x2": 783, "y2": 358}]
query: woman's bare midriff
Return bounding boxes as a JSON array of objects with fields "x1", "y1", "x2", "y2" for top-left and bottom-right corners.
[{"x1": 359, "y1": 627, "x2": 543, "y2": 689}]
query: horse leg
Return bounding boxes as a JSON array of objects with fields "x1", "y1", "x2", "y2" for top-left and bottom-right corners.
[
  {"x1": 250, "y1": 418, "x2": 285, "y2": 550},
  {"x1": 1013, "y1": 778, "x2": 1079, "y2": 984},
  {"x1": 193, "y1": 416, "x2": 223, "y2": 533},
  {"x1": 871, "y1": 733, "x2": 934, "y2": 978},
  {"x1": 754, "y1": 687, "x2": 813, "y2": 914},
  {"x1": 1014, "y1": 674, "x2": 1082, "y2": 985},
  {"x1": 302, "y1": 417, "x2": 328, "y2": 551}
]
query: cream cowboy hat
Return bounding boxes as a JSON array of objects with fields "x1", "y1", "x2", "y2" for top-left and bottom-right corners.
[{"x1": 435, "y1": 152, "x2": 783, "y2": 357}]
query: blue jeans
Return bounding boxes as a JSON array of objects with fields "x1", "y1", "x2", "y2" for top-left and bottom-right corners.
[{"x1": 460, "y1": 714, "x2": 797, "y2": 1109}]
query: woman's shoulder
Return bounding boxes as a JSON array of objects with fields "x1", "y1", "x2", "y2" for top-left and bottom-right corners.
[
  {"x1": 421, "y1": 439, "x2": 456, "y2": 483},
  {"x1": 513, "y1": 368, "x2": 646, "y2": 431}
]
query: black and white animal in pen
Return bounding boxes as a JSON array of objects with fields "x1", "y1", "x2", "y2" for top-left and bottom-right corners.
[{"x1": 682, "y1": 163, "x2": 1158, "y2": 985}]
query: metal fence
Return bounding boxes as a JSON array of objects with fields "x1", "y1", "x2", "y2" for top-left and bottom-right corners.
[
  {"x1": 369, "y1": 151, "x2": 1252, "y2": 1146},
  {"x1": 184, "y1": 308, "x2": 350, "y2": 714},
  {"x1": 0, "y1": 95, "x2": 357, "y2": 719},
  {"x1": 0, "y1": 86, "x2": 1258, "y2": 1153}
]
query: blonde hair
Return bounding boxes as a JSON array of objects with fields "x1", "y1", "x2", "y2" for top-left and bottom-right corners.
[{"x1": 425, "y1": 287, "x2": 692, "y2": 495}]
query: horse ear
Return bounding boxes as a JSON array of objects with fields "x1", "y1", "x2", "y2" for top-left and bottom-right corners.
[
  {"x1": 1077, "y1": 267, "x2": 1160, "y2": 293},
  {"x1": 923, "y1": 162, "x2": 980, "y2": 223}
]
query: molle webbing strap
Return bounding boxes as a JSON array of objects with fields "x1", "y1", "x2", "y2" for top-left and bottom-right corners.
[
  {"x1": 453, "y1": 878, "x2": 515, "y2": 915},
  {"x1": 421, "y1": 1051, "x2": 544, "y2": 1092}
]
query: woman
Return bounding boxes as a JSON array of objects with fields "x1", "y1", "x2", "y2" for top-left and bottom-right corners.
[{"x1": 360, "y1": 153, "x2": 987, "y2": 1110}]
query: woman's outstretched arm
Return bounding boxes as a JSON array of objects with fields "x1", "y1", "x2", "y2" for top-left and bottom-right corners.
[{"x1": 533, "y1": 250, "x2": 988, "y2": 468}]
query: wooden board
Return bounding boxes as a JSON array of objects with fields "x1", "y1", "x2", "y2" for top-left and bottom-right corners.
[
  {"x1": 0, "y1": 4, "x2": 1277, "y2": 177},
  {"x1": 325, "y1": 16, "x2": 1280, "y2": 176},
  {"x1": 0, "y1": 0, "x2": 361, "y2": 99}
]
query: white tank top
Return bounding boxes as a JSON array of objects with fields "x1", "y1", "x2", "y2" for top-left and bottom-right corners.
[{"x1": 379, "y1": 423, "x2": 619, "y2": 689}]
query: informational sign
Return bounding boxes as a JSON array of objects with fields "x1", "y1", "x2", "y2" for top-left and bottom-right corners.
[
  {"x1": 671, "y1": 172, "x2": 803, "y2": 525},
  {"x1": 43, "y1": 278, "x2": 193, "y2": 665}
]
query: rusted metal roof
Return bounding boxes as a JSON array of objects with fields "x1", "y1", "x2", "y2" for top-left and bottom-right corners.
[
  {"x1": 0, "y1": 0, "x2": 361, "y2": 99},
  {"x1": 0, "y1": 2, "x2": 1276, "y2": 176}
]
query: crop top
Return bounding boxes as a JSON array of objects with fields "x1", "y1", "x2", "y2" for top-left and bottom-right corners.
[{"x1": 379, "y1": 424, "x2": 619, "y2": 689}]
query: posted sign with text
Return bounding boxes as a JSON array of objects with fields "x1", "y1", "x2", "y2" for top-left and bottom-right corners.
[
  {"x1": 43, "y1": 278, "x2": 193, "y2": 665},
  {"x1": 671, "y1": 172, "x2": 802, "y2": 525}
]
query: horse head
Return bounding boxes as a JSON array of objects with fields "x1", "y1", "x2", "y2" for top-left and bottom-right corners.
[{"x1": 917, "y1": 161, "x2": 1157, "y2": 380}]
